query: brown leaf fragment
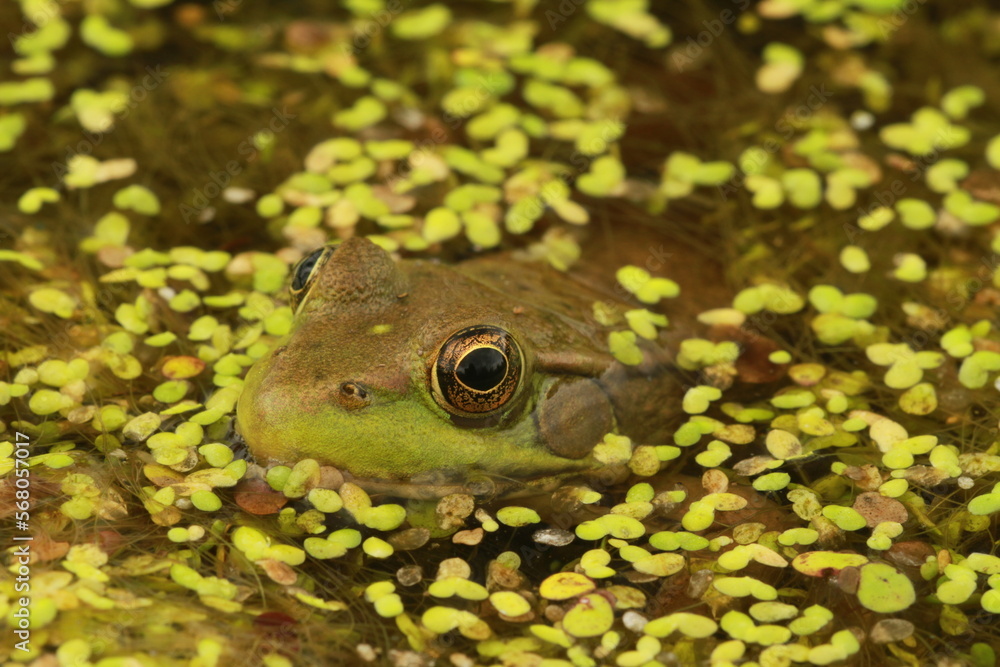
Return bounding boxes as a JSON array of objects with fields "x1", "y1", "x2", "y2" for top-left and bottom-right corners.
[
  {"x1": 234, "y1": 478, "x2": 289, "y2": 515},
  {"x1": 453, "y1": 528, "x2": 484, "y2": 545},
  {"x1": 886, "y1": 541, "x2": 936, "y2": 569},
  {"x1": 870, "y1": 618, "x2": 915, "y2": 643},
  {"x1": 258, "y1": 558, "x2": 298, "y2": 585},
  {"x1": 733, "y1": 456, "x2": 778, "y2": 476},
  {"x1": 841, "y1": 464, "x2": 883, "y2": 491},
  {"x1": 852, "y1": 492, "x2": 908, "y2": 528},
  {"x1": 388, "y1": 528, "x2": 431, "y2": 551}
]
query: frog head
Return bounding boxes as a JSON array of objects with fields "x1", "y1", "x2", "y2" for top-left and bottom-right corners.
[{"x1": 237, "y1": 237, "x2": 664, "y2": 497}]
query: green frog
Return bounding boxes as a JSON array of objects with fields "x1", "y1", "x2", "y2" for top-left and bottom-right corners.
[{"x1": 237, "y1": 229, "x2": 733, "y2": 498}]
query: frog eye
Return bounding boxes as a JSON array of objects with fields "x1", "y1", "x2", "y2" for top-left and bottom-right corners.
[
  {"x1": 289, "y1": 245, "x2": 333, "y2": 310},
  {"x1": 431, "y1": 326, "x2": 522, "y2": 417}
]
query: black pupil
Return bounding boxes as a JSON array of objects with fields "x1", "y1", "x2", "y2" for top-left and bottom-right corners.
[
  {"x1": 293, "y1": 248, "x2": 325, "y2": 291},
  {"x1": 456, "y1": 348, "x2": 507, "y2": 391}
]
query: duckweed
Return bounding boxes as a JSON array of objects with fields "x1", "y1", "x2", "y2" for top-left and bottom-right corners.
[
  {"x1": 562, "y1": 594, "x2": 614, "y2": 638},
  {"x1": 362, "y1": 536, "x2": 394, "y2": 559},
  {"x1": 7, "y1": 0, "x2": 1000, "y2": 664},
  {"x1": 839, "y1": 245, "x2": 871, "y2": 273}
]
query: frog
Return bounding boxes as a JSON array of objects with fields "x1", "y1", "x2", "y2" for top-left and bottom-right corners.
[{"x1": 236, "y1": 229, "x2": 736, "y2": 498}]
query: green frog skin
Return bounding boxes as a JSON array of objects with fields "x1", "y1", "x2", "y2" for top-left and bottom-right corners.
[{"x1": 237, "y1": 233, "x2": 730, "y2": 497}]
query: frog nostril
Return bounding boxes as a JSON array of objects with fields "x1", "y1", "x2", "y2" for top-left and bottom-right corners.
[
  {"x1": 338, "y1": 382, "x2": 371, "y2": 410},
  {"x1": 341, "y1": 382, "x2": 368, "y2": 399}
]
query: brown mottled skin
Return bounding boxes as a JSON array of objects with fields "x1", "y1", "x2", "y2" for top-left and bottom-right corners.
[{"x1": 237, "y1": 225, "x2": 734, "y2": 497}]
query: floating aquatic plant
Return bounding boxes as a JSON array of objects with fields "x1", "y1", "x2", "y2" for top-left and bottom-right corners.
[{"x1": 5, "y1": 0, "x2": 1000, "y2": 664}]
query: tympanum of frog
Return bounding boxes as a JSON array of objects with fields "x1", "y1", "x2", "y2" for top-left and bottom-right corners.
[{"x1": 237, "y1": 233, "x2": 736, "y2": 497}]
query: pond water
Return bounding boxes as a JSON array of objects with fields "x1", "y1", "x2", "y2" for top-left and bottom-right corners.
[{"x1": 3, "y1": 1, "x2": 1000, "y2": 665}]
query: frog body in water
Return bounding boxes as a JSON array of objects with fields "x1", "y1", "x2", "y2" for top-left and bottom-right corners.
[{"x1": 237, "y1": 231, "x2": 728, "y2": 497}]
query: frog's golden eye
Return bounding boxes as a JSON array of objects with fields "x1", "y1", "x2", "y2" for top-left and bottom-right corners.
[
  {"x1": 290, "y1": 245, "x2": 333, "y2": 310},
  {"x1": 432, "y1": 326, "x2": 522, "y2": 416}
]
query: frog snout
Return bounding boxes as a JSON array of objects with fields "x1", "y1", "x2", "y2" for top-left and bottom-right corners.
[{"x1": 336, "y1": 381, "x2": 371, "y2": 411}]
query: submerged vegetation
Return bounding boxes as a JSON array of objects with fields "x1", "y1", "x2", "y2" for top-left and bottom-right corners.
[{"x1": 4, "y1": 0, "x2": 1000, "y2": 664}]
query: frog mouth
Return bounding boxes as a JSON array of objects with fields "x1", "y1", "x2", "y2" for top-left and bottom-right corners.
[{"x1": 338, "y1": 466, "x2": 615, "y2": 500}]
